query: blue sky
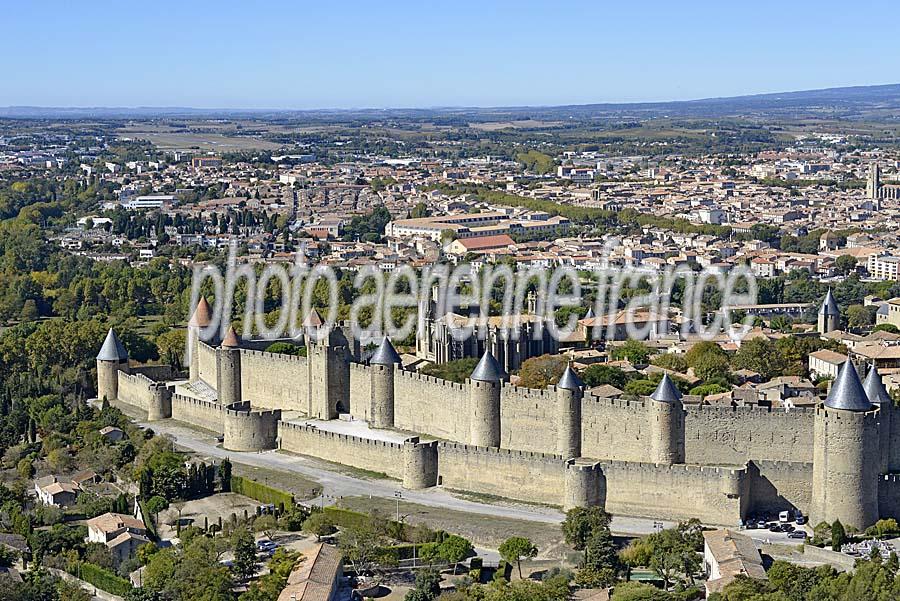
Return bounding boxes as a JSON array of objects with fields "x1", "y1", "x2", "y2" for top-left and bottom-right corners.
[{"x1": 3, "y1": 0, "x2": 899, "y2": 109}]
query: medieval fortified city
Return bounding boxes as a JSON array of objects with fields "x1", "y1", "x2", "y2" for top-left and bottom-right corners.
[{"x1": 7, "y1": 3, "x2": 900, "y2": 600}]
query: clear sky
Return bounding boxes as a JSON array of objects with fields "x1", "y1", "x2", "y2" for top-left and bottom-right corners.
[{"x1": 4, "y1": 0, "x2": 899, "y2": 109}]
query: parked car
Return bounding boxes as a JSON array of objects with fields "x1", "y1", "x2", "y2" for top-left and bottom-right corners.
[
  {"x1": 789, "y1": 531, "x2": 807, "y2": 539},
  {"x1": 796, "y1": 516, "x2": 807, "y2": 525}
]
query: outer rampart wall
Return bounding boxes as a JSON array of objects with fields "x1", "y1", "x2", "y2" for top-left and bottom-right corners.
[
  {"x1": 278, "y1": 422, "x2": 404, "y2": 480},
  {"x1": 223, "y1": 401, "x2": 281, "y2": 451},
  {"x1": 393, "y1": 371, "x2": 468, "y2": 441},
  {"x1": 132, "y1": 365, "x2": 177, "y2": 381},
  {"x1": 117, "y1": 372, "x2": 156, "y2": 410},
  {"x1": 747, "y1": 460, "x2": 813, "y2": 515},
  {"x1": 599, "y1": 461, "x2": 748, "y2": 525},
  {"x1": 171, "y1": 394, "x2": 223, "y2": 433},
  {"x1": 239, "y1": 349, "x2": 309, "y2": 411},
  {"x1": 684, "y1": 406, "x2": 815, "y2": 464},
  {"x1": 437, "y1": 443, "x2": 565, "y2": 506}
]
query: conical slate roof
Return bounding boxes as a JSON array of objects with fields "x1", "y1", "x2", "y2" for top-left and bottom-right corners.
[
  {"x1": 863, "y1": 364, "x2": 891, "y2": 405},
  {"x1": 188, "y1": 297, "x2": 212, "y2": 327},
  {"x1": 819, "y1": 289, "x2": 839, "y2": 316},
  {"x1": 370, "y1": 337, "x2": 401, "y2": 365},
  {"x1": 825, "y1": 361, "x2": 872, "y2": 412},
  {"x1": 221, "y1": 326, "x2": 241, "y2": 348},
  {"x1": 557, "y1": 364, "x2": 583, "y2": 390},
  {"x1": 471, "y1": 351, "x2": 504, "y2": 382},
  {"x1": 97, "y1": 328, "x2": 128, "y2": 362},
  {"x1": 650, "y1": 373, "x2": 682, "y2": 403},
  {"x1": 583, "y1": 306, "x2": 595, "y2": 320}
]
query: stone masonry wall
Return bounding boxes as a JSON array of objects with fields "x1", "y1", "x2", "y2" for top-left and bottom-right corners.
[
  {"x1": 580, "y1": 396, "x2": 651, "y2": 462},
  {"x1": 747, "y1": 460, "x2": 813, "y2": 515},
  {"x1": 278, "y1": 422, "x2": 405, "y2": 480},
  {"x1": 437, "y1": 443, "x2": 566, "y2": 505},
  {"x1": 348, "y1": 363, "x2": 371, "y2": 421},
  {"x1": 239, "y1": 349, "x2": 309, "y2": 411},
  {"x1": 600, "y1": 461, "x2": 748, "y2": 525},
  {"x1": 684, "y1": 406, "x2": 815, "y2": 465},
  {"x1": 197, "y1": 341, "x2": 218, "y2": 386},
  {"x1": 116, "y1": 372, "x2": 156, "y2": 411},
  {"x1": 393, "y1": 371, "x2": 469, "y2": 441},
  {"x1": 500, "y1": 386, "x2": 558, "y2": 452},
  {"x1": 171, "y1": 394, "x2": 223, "y2": 433}
]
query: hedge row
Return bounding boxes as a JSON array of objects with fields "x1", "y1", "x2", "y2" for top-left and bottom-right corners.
[
  {"x1": 74, "y1": 562, "x2": 132, "y2": 596},
  {"x1": 231, "y1": 476, "x2": 294, "y2": 507}
]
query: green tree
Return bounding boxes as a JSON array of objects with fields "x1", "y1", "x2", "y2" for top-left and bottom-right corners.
[
  {"x1": 612, "y1": 339, "x2": 652, "y2": 365},
  {"x1": 498, "y1": 536, "x2": 538, "y2": 579},
  {"x1": 685, "y1": 341, "x2": 731, "y2": 381},
  {"x1": 582, "y1": 364, "x2": 630, "y2": 389},
  {"x1": 831, "y1": 520, "x2": 846, "y2": 551},
  {"x1": 232, "y1": 527, "x2": 259, "y2": 582},
  {"x1": 439, "y1": 535, "x2": 474, "y2": 575},
  {"x1": 731, "y1": 338, "x2": 784, "y2": 380},
  {"x1": 302, "y1": 512, "x2": 336, "y2": 541},
  {"x1": 834, "y1": 254, "x2": 858, "y2": 276}
]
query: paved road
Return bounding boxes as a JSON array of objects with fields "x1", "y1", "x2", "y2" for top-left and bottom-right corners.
[{"x1": 140, "y1": 418, "x2": 681, "y2": 536}]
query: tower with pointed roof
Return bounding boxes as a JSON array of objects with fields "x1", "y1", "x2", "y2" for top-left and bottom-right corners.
[
  {"x1": 556, "y1": 364, "x2": 584, "y2": 458},
  {"x1": 188, "y1": 297, "x2": 214, "y2": 382},
  {"x1": 811, "y1": 361, "x2": 879, "y2": 529},
  {"x1": 97, "y1": 328, "x2": 129, "y2": 402},
  {"x1": 817, "y1": 289, "x2": 840, "y2": 335},
  {"x1": 370, "y1": 337, "x2": 401, "y2": 428},
  {"x1": 217, "y1": 326, "x2": 242, "y2": 406},
  {"x1": 304, "y1": 310, "x2": 350, "y2": 420},
  {"x1": 648, "y1": 373, "x2": 685, "y2": 464},
  {"x1": 469, "y1": 351, "x2": 504, "y2": 447}
]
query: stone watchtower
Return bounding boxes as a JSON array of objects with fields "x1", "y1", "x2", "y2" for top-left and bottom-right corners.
[
  {"x1": 817, "y1": 289, "x2": 840, "y2": 335},
  {"x1": 216, "y1": 326, "x2": 242, "y2": 406},
  {"x1": 811, "y1": 361, "x2": 880, "y2": 530},
  {"x1": 370, "y1": 337, "x2": 401, "y2": 429},
  {"x1": 469, "y1": 351, "x2": 504, "y2": 448},
  {"x1": 648, "y1": 374, "x2": 685, "y2": 464},
  {"x1": 304, "y1": 310, "x2": 350, "y2": 420},
  {"x1": 97, "y1": 329, "x2": 129, "y2": 402},
  {"x1": 556, "y1": 364, "x2": 584, "y2": 459},
  {"x1": 865, "y1": 364, "x2": 897, "y2": 474},
  {"x1": 187, "y1": 296, "x2": 214, "y2": 382}
]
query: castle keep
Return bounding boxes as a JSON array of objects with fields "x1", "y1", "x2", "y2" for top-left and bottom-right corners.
[{"x1": 97, "y1": 303, "x2": 900, "y2": 529}]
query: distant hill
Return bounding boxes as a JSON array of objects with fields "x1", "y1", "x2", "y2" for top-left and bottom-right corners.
[{"x1": 3, "y1": 83, "x2": 900, "y2": 121}]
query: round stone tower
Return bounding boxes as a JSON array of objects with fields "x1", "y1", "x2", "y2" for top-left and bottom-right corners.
[
  {"x1": 817, "y1": 289, "x2": 840, "y2": 335},
  {"x1": 188, "y1": 296, "x2": 213, "y2": 382},
  {"x1": 147, "y1": 382, "x2": 173, "y2": 421},
  {"x1": 402, "y1": 437, "x2": 439, "y2": 489},
  {"x1": 811, "y1": 361, "x2": 880, "y2": 530},
  {"x1": 564, "y1": 460, "x2": 604, "y2": 510},
  {"x1": 468, "y1": 351, "x2": 504, "y2": 448},
  {"x1": 96, "y1": 328, "x2": 129, "y2": 402},
  {"x1": 216, "y1": 326, "x2": 242, "y2": 406},
  {"x1": 370, "y1": 337, "x2": 401, "y2": 429},
  {"x1": 648, "y1": 374, "x2": 685, "y2": 464},
  {"x1": 556, "y1": 364, "x2": 584, "y2": 459}
]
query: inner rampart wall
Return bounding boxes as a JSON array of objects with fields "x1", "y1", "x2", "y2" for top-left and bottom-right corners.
[
  {"x1": 239, "y1": 349, "x2": 309, "y2": 411},
  {"x1": 349, "y1": 363, "x2": 371, "y2": 421},
  {"x1": 581, "y1": 395, "x2": 651, "y2": 462},
  {"x1": 500, "y1": 386, "x2": 558, "y2": 452},
  {"x1": 683, "y1": 406, "x2": 815, "y2": 465},
  {"x1": 197, "y1": 341, "x2": 218, "y2": 386},
  {"x1": 393, "y1": 371, "x2": 469, "y2": 442}
]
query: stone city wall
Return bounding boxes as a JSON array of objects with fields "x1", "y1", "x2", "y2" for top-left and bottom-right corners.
[
  {"x1": 116, "y1": 371, "x2": 156, "y2": 410},
  {"x1": 393, "y1": 371, "x2": 469, "y2": 442},
  {"x1": 581, "y1": 395, "x2": 652, "y2": 462},
  {"x1": 437, "y1": 442, "x2": 566, "y2": 506},
  {"x1": 684, "y1": 405, "x2": 815, "y2": 464},
  {"x1": 500, "y1": 385, "x2": 559, "y2": 453},
  {"x1": 599, "y1": 461, "x2": 748, "y2": 525},
  {"x1": 746, "y1": 460, "x2": 813, "y2": 515},
  {"x1": 197, "y1": 341, "x2": 218, "y2": 386},
  {"x1": 239, "y1": 349, "x2": 309, "y2": 411},
  {"x1": 278, "y1": 422, "x2": 405, "y2": 480},
  {"x1": 171, "y1": 394, "x2": 223, "y2": 433}
]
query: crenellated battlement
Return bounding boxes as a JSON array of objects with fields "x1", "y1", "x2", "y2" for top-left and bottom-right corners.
[
  {"x1": 278, "y1": 422, "x2": 406, "y2": 450},
  {"x1": 240, "y1": 347, "x2": 309, "y2": 365},
  {"x1": 395, "y1": 369, "x2": 467, "y2": 391},
  {"x1": 438, "y1": 441, "x2": 564, "y2": 464}
]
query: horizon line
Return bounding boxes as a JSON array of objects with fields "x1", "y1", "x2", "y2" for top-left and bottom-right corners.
[{"x1": 3, "y1": 81, "x2": 899, "y2": 114}]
